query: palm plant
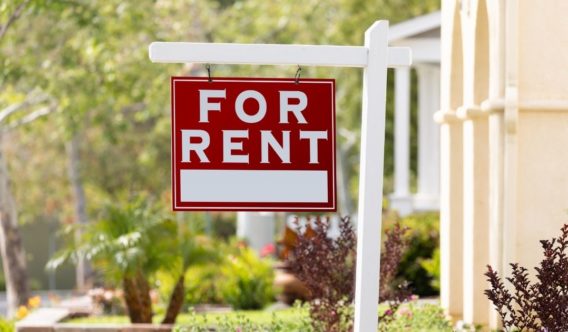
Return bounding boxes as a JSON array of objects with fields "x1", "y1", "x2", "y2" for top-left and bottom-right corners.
[
  {"x1": 48, "y1": 198, "x2": 214, "y2": 324},
  {"x1": 161, "y1": 223, "x2": 218, "y2": 324}
]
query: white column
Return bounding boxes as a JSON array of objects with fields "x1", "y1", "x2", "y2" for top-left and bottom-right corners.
[
  {"x1": 390, "y1": 67, "x2": 413, "y2": 216},
  {"x1": 236, "y1": 212, "x2": 275, "y2": 252},
  {"x1": 414, "y1": 65, "x2": 441, "y2": 210},
  {"x1": 437, "y1": 114, "x2": 464, "y2": 319}
]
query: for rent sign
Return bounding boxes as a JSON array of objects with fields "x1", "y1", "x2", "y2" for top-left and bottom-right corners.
[{"x1": 171, "y1": 77, "x2": 336, "y2": 211}]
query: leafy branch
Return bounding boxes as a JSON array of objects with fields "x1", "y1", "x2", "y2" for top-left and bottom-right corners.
[{"x1": 0, "y1": 0, "x2": 31, "y2": 41}]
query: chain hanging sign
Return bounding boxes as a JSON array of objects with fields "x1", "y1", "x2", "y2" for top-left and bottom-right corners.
[{"x1": 150, "y1": 21, "x2": 411, "y2": 331}]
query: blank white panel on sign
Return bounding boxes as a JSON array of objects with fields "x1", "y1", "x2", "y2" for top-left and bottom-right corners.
[{"x1": 180, "y1": 170, "x2": 328, "y2": 203}]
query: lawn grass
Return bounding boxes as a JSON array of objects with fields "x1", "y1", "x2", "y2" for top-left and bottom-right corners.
[
  {"x1": 66, "y1": 302, "x2": 453, "y2": 331},
  {"x1": 69, "y1": 303, "x2": 393, "y2": 325},
  {"x1": 68, "y1": 307, "x2": 307, "y2": 327}
]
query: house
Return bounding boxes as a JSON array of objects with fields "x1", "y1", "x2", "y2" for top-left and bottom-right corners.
[{"x1": 388, "y1": 11, "x2": 441, "y2": 216}]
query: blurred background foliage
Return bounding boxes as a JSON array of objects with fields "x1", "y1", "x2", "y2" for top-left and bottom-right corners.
[
  {"x1": 0, "y1": 0, "x2": 440, "y2": 296},
  {"x1": 382, "y1": 212, "x2": 440, "y2": 296},
  {"x1": 1, "y1": 0, "x2": 438, "y2": 223}
]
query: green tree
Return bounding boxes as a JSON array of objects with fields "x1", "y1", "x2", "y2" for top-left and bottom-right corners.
[
  {"x1": 0, "y1": 0, "x2": 60, "y2": 315},
  {"x1": 2, "y1": 0, "x2": 190, "y2": 298}
]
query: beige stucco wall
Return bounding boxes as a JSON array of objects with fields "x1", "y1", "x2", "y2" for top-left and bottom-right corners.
[
  {"x1": 514, "y1": 0, "x2": 568, "y2": 270},
  {"x1": 518, "y1": 1, "x2": 568, "y2": 101},
  {"x1": 515, "y1": 112, "x2": 568, "y2": 268}
]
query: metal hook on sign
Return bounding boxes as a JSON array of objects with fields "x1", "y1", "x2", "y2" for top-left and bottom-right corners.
[
  {"x1": 206, "y1": 64, "x2": 212, "y2": 82},
  {"x1": 294, "y1": 65, "x2": 302, "y2": 84}
]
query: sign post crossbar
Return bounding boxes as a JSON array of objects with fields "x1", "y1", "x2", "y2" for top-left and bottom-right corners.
[
  {"x1": 149, "y1": 20, "x2": 411, "y2": 332},
  {"x1": 150, "y1": 41, "x2": 410, "y2": 68}
]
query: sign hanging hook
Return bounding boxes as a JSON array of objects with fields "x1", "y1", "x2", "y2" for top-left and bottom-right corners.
[
  {"x1": 206, "y1": 64, "x2": 212, "y2": 82},
  {"x1": 294, "y1": 65, "x2": 302, "y2": 84}
]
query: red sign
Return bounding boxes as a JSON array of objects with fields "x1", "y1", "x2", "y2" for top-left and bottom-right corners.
[{"x1": 171, "y1": 77, "x2": 336, "y2": 211}]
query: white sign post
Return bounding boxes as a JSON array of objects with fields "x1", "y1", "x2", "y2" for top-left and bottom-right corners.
[{"x1": 149, "y1": 20, "x2": 411, "y2": 332}]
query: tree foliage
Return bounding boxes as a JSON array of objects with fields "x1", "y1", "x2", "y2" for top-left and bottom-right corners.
[
  {"x1": 0, "y1": 0, "x2": 440, "y2": 309},
  {"x1": 2, "y1": 0, "x2": 440, "y2": 221}
]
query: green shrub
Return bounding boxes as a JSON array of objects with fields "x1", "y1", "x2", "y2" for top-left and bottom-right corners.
[
  {"x1": 184, "y1": 264, "x2": 225, "y2": 305},
  {"x1": 157, "y1": 238, "x2": 273, "y2": 309},
  {"x1": 0, "y1": 318, "x2": 14, "y2": 332},
  {"x1": 182, "y1": 238, "x2": 245, "y2": 306},
  {"x1": 420, "y1": 248, "x2": 440, "y2": 291},
  {"x1": 383, "y1": 212, "x2": 440, "y2": 296},
  {"x1": 219, "y1": 247, "x2": 276, "y2": 310},
  {"x1": 381, "y1": 303, "x2": 452, "y2": 332}
]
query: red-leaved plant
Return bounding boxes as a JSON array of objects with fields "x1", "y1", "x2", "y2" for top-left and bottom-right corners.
[
  {"x1": 379, "y1": 222, "x2": 412, "y2": 323},
  {"x1": 286, "y1": 216, "x2": 410, "y2": 332},
  {"x1": 485, "y1": 224, "x2": 568, "y2": 331}
]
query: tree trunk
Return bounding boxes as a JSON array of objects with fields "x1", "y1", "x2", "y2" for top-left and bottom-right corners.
[
  {"x1": 0, "y1": 135, "x2": 29, "y2": 317},
  {"x1": 122, "y1": 271, "x2": 153, "y2": 323},
  {"x1": 67, "y1": 133, "x2": 89, "y2": 291},
  {"x1": 161, "y1": 274, "x2": 185, "y2": 324}
]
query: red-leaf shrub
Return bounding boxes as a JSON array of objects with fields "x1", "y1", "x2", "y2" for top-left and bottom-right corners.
[
  {"x1": 286, "y1": 216, "x2": 410, "y2": 331},
  {"x1": 485, "y1": 224, "x2": 568, "y2": 331}
]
